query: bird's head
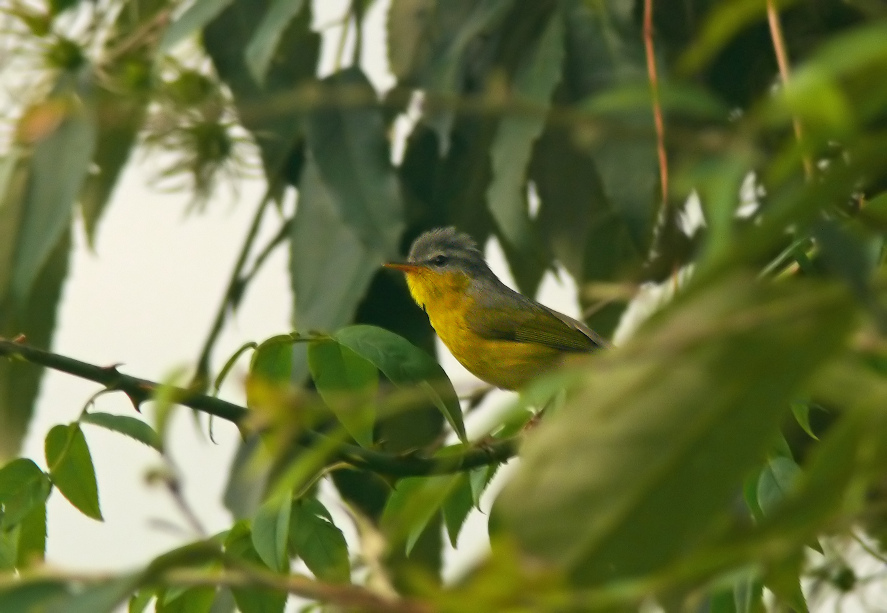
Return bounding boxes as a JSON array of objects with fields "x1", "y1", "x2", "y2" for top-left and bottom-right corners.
[{"x1": 384, "y1": 227, "x2": 491, "y2": 307}]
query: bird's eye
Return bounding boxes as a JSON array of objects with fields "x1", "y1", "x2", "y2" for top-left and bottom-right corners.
[{"x1": 431, "y1": 255, "x2": 448, "y2": 266}]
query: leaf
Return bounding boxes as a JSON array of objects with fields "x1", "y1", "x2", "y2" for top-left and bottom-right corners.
[
  {"x1": 289, "y1": 498, "x2": 350, "y2": 583},
  {"x1": 333, "y1": 325, "x2": 466, "y2": 442},
  {"x1": 244, "y1": 0, "x2": 308, "y2": 84},
  {"x1": 15, "y1": 500, "x2": 47, "y2": 568},
  {"x1": 307, "y1": 339, "x2": 378, "y2": 447},
  {"x1": 128, "y1": 588, "x2": 154, "y2": 613},
  {"x1": 251, "y1": 491, "x2": 292, "y2": 572},
  {"x1": 0, "y1": 581, "x2": 69, "y2": 612},
  {"x1": 486, "y1": 7, "x2": 564, "y2": 277},
  {"x1": 381, "y1": 474, "x2": 461, "y2": 555},
  {"x1": 387, "y1": 0, "x2": 435, "y2": 81},
  {"x1": 204, "y1": 0, "x2": 318, "y2": 179},
  {"x1": 442, "y1": 474, "x2": 473, "y2": 547},
  {"x1": 45, "y1": 423, "x2": 103, "y2": 521},
  {"x1": 756, "y1": 456, "x2": 803, "y2": 516},
  {"x1": 9, "y1": 82, "x2": 96, "y2": 304},
  {"x1": 249, "y1": 335, "x2": 294, "y2": 385},
  {"x1": 303, "y1": 68, "x2": 405, "y2": 258},
  {"x1": 289, "y1": 157, "x2": 384, "y2": 382},
  {"x1": 225, "y1": 522, "x2": 286, "y2": 613},
  {"x1": 45, "y1": 574, "x2": 142, "y2": 613},
  {"x1": 498, "y1": 275, "x2": 854, "y2": 585},
  {"x1": 157, "y1": 587, "x2": 215, "y2": 613},
  {"x1": 0, "y1": 172, "x2": 72, "y2": 458},
  {"x1": 160, "y1": 0, "x2": 235, "y2": 51},
  {"x1": 0, "y1": 458, "x2": 51, "y2": 528},
  {"x1": 80, "y1": 412, "x2": 162, "y2": 452}
]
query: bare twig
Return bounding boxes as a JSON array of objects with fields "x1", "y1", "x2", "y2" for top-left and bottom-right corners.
[{"x1": 643, "y1": 0, "x2": 668, "y2": 206}]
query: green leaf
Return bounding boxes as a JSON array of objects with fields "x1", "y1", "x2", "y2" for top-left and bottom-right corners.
[
  {"x1": 250, "y1": 335, "x2": 294, "y2": 384},
  {"x1": 333, "y1": 325, "x2": 466, "y2": 442},
  {"x1": 128, "y1": 588, "x2": 154, "y2": 613},
  {"x1": 0, "y1": 169, "x2": 72, "y2": 458},
  {"x1": 289, "y1": 498, "x2": 350, "y2": 583},
  {"x1": 302, "y1": 67, "x2": 404, "y2": 260},
  {"x1": 160, "y1": 0, "x2": 235, "y2": 51},
  {"x1": 244, "y1": 0, "x2": 308, "y2": 84},
  {"x1": 225, "y1": 522, "x2": 286, "y2": 613},
  {"x1": 0, "y1": 458, "x2": 51, "y2": 528},
  {"x1": 381, "y1": 474, "x2": 461, "y2": 555},
  {"x1": 486, "y1": 7, "x2": 563, "y2": 273},
  {"x1": 46, "y1": 574, "x2": 142, "y2": 613},
  {"x1": 307, "y1": 340, "x2": 378, "y2": 447},
  {"x1": 0, "y1": 528, "x2": 15, "y2": 570},
  {"x1": 289, "y1": 161, "x2": 386, "y2": 388},
  {"x1": 442, "y1": 474, "x2": 473, "y2": 547},
  {"x1": 0, "y1": 580, "x2": 69, "y2": 612},
  {"x1": 157, "y1": 587, "x2": 215, "y2": 613},
  {"x1": 498, "y1": 275, "x2": 854, "y2": 585},
  {"x1": 387, "y1": 0, "x2": 435, "y2": 81},
  {"x1": 251, "y1": 491, "x2": 292, "y2": 572},
  {"x1": 469, "y1": 463, "x2": 499, "y2": 508},
  {"x1": 756, "y1": 456, "x2": 802, "y2": 516},
  {"x1": 10, "y1": 82, "x2": 95, "y2": 304},
  {"x1": 80, "y1": 412, "x2": 162, "y2": 452},
  {"x1": 204, "y1": 0, "x2": 318, "y2": 179},
  {"x1": 15, "y1": 500, "x2": 47, "y2": 567},
  {"x1": 45, "y1": 423, "x2": 103, "y2": 521}
]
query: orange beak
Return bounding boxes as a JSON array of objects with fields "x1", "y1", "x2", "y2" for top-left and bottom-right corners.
[{"x1": 383, "y1": 262, "x2": 424, "y2": 274}]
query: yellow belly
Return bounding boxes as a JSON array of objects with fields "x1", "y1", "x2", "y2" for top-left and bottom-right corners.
[{"x1": 406, "y1": 270, "x2": 562, "y2": 390}]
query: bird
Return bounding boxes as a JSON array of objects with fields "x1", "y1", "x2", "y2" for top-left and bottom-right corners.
[{"x1": 384, "y1": 227, "x2": 607, "y2": 390}]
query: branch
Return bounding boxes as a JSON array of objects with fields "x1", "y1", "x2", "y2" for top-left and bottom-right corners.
[{"x1": 0, "y1": 337, "x2": 517, "y2": 477}]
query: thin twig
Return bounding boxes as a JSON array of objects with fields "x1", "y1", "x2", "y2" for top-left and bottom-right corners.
[
  {"x1": 0, "y1": 337, "x2": 517, "y2": 477},
  {"x1": 643, "y1": 0, "x2": 668, "y2": 206},
  {"x1": 766, "y1": 0, "x2": 813, "y2": 180}
]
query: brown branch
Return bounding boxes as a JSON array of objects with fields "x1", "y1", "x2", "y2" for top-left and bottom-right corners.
[
  {"x1": 0, "y1": 337, "x2": 517, "y2": 477},
  {"x1": 766, "y1": 0, "x2": 813, "y2": 180},
  {"x1": 643, "y1": 0, "x2": 668, "y2": 206}
]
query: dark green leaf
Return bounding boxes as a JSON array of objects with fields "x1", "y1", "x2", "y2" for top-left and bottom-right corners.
[
  {"x1": 790, "y1": 401, "x2": 817, "y2": 440},
  {"x1": 289, "y1": 498, "x2": 350, "y2": 583},
  {"x1": 333, "y1": 325, "x2": 466, "y2": 442},
  {"x1": 498, "y1": 275, "x2": 854, "y2": 585},
  {"x1": 80, "y1": 412, "x2": 162, "y2": 452},
  {"x1": 251, "y1": 491, "x2": 292, "y2": 572},
  {"x1": 307, "y1": 340, "x2": 378, "y2": 447},
  {"x1": 225, "y1": 522, "x2": 286, "y2": 613},
  {"x1": 0, "y1": 458, "x2": 51, "y2": 528},
  {"x1": 45, "y1": 423, "x2": 103, "y2": 521},
  {"x1": 244, "y1": 0, "x2": 308, "y2": 84}
]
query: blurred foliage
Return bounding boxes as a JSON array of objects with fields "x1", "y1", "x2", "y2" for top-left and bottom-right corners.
[{"x1": 2, "y1": 0, "x2": 887, "y2": 611}]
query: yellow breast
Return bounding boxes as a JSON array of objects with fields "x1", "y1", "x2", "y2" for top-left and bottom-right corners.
[{"x1": 405, "y1": 269, "x2": 564, "y2": 390}]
